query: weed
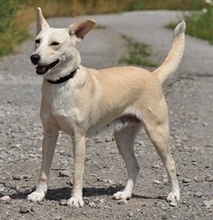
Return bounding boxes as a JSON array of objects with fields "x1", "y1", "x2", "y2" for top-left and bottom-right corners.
[
  {"x1": 168, "y1": 1, "x2": 213, "y2": 44},
  {"x1": 119, "y1": 35, "x2": 157, "y2": 67},
  {"x1": 185, "y1": 0, "x2": 213, "y2": 43}
]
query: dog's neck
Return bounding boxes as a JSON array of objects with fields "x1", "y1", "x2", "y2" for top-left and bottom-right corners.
[{"x1": 46, "y1": 68, "x2": 78, "y2": 84}]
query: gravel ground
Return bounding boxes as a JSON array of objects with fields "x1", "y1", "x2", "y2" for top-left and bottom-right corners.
[{"x1": 0, "y1": 11, "x2": 213, "y2": 220}]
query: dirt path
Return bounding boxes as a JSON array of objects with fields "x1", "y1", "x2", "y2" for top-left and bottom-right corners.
[{"x1": 0, "y1": 11, "x2": 212, "y2": 220}]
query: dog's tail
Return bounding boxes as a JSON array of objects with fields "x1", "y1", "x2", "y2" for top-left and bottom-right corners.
[{"x1": 153, "y1": 21, "x2": 186, "y2": 84}]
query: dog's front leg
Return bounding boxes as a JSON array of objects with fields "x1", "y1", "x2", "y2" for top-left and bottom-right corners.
[
  {"x1": 28, "y1": 130, "x2": 58, "y2": 202},
  {"x1": 67, "y1": 134, "x2": 86, "y2": 208}
]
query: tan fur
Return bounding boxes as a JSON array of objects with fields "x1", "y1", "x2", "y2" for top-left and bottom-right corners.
[{"x1": 28, "y1": 7, "x2": 186, "y2": 208}]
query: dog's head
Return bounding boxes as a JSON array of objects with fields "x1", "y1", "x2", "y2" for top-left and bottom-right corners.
[{"x1": 30, "y1": 7, "x2": 96, "y2": 79}]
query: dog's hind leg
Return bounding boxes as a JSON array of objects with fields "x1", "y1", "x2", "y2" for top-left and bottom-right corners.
[
  {"x1": 113, "y1": 124, "x2": 141, "y2": 202},
  {"x1": 144, "y1": 119, "x2": 180, "y2": 206},
  {"x1": 28, "y1": 130, "x2": 59, "y2": 202}
]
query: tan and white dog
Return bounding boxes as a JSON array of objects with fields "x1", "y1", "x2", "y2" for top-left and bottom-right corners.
[{"x1": 28, "y1": 7, "x2": 185, "y2": 208}]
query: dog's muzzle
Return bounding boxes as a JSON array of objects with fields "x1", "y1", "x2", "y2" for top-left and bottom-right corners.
[{"x1": 30, "y1": 54, "x2": 60, "y2": 75}]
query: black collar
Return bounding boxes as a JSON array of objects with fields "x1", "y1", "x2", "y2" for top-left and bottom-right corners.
[{"x1": 46, "y1": 68, "x2": 78, "y2": 84}]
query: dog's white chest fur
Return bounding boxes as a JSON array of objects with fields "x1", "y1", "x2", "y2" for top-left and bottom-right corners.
[{"x1": 42, "y1": 82, "x2": 83, "y2": 134}]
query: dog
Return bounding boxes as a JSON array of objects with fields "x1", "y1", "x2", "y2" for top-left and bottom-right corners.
[{"x1": 28, "y1": 7, "x2": 185, "y2": 208}]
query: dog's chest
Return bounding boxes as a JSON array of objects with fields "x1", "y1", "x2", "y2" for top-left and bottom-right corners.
[{"x1": 44, "y1": 85, "x2": 79, "y2": 133}]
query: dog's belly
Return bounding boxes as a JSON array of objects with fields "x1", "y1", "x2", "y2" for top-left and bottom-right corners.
[
  {"x1": 86, "y1": 114, "x2": 141, "y2": 137},
  {"x1": 52, "y1": 103, "x2": 141, "y2": 136}
]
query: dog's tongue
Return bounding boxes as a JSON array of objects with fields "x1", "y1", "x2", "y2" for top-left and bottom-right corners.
[{"x1": 36, "y1": 66, "x2": 48, "y2": 75}]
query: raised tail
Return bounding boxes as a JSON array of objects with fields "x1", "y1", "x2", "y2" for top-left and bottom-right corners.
[{"x1": 153, "y1": 21, "x2": 186, "y2": 84}]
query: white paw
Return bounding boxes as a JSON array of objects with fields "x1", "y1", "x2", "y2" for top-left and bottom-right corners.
[
  {"x1": 28, "y1": 191, "x2": 45, "y2": 202},
  {"x1": 113, "y1": 191, "x2": 131, "y2": 203},
  {"x1": 67, "y1": 197, "x2": 84, "y2": 208},
  {"x1": 167, "y1": 192, "x2": 180, "y2": 206}
]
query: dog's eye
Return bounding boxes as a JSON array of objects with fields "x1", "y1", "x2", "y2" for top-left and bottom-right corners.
[
  {"x1": 51, "y1": 42, "x2": 60, "y2": 46},
  {"x1": 35, "y1": 39, "x2": 40, "y2": 44}
]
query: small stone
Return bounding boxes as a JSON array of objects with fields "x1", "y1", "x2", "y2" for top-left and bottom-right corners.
[
  {"x1": 0, "y1": 186, "x2": 5, "y2": 192},
  {"x1": 205, "y1": 174, "x2": 213, "y2": 182},
  {"x1": 194, "y1": 176, "x2": 204, "y2": 182},
  {"x1": 105, "y1": 137, "x2": 112, "y2": 142},
  {"x1": 152, "y1": 164, "x2": 161, "y2": 169},
  {"x1": 85, "y1": 155, "x2": 92, "y2": 161},
  {"x1": 59, "y1": 199, "x2": 67, "y2": 206},
  {"x1": 13, "y1": 175, "x2": 22, "y2": 180},
  {"x1": 23, "y1": 175, "x2": 31, "y2": 180},
  {"x1": 98, "y1": 199, "x2": 105, "y2": 206},
  {"x1": 193, "y1": 192, "x2": 203, "y2": 198},
  {"x1": 99, "y1": 198, "x2": 105, "y2": 204},
  {"x1": 128, "y1": 211, "x2": 134, "y2": 217},
  {"x1": 0, "y1": 195, "x2": 11, "y2": 202},
  {"x1": 153, "y1": 180, "x2": 162, "y2": 185},
  {"x1": 89, "y1": 201, "x2": 96, "y2": 208},
  {"x1": 59, "y1": 170, "x2": 70, "y2": 177},
  {"x1": 117, "y1": 199, "x2": 128, "y2": 205},
  {"x1": 182, "y1": 178, "x2": 192, "y2": 183},
  {"x1": 202, "y1": 122, "x2": 208, "y2": 126},
  {"x1": 83, "y1": 197, "x2": 90, "y2": 205},
  {"x1": 54, "y1": 214, "x2": 62, "y2": 220},
  {"x1": 108, "y1": 180, "x2": 115, "y2": 185},
  {"x1": 94, "y1": 138, "x2": 102, "y2": 143},
  {"x1": 19, "y1": 205, "x2": 30, "y2": 214},
  {"x1": 203, "y1": 200, "x2": 213, "y2": 208},
  {"x1": 175, "y1": 142, "x2": 182, "y2": 148}
]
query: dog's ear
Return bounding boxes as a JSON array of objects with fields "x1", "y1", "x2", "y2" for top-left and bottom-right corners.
[
  {"x1": 36, "y1": 7, "x2": 50, "y2": 35},
  {"x1": 68, "y1": 19, "x2": 96, "y2": 41}
]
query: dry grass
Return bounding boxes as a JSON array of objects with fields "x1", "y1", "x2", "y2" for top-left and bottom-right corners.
[
  {"x1": 142, "y1": 0, "x2": 205, "y2": 10},
  {"x1": 0, "y1": 0, "x2": 207, "y2": 56}
]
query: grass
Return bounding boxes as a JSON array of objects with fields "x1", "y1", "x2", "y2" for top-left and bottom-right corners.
[
  {"x1": 184, "y1": 6, "x2": 213, "y2": 43},
  {"x1": 0, "y1": 0, "x2": 143, "y2": 56},
  {"x1": 141, "y1": 0, "x2": 205, "y2": 10},
  {"x1": 0, "y1": 0, "x2": 211, "y2": 56},
  {"x1": 168, "y1": 2, "x2": 213, "y2": 44},
  {"x1": 0, "y1": 0, "x2": 31, "y2": 56},
  {"x1": 119, "y1": 35, "x2": 157, "y2": 67}
]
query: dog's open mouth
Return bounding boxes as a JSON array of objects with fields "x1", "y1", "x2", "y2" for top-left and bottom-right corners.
[{"x1": 36, "y1": 60, "x2": 60, "y2": 75}]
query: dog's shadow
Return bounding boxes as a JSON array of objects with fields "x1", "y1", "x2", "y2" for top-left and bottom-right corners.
[
  {"x1": 46, "y1": 185, "x2": 124, "y2": 201},
  {"x1": 8, "y1": 185, "x2": 165, "y2": 202},
  {"x1": 46, "y1": 186, "x2": 166, "y2": 201}
]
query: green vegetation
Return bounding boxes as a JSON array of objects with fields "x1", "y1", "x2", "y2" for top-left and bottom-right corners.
[
  {"x1": 168, "y1": 1, "x2": 213, "y2": 44},
  {"x1": 185, "y1": 1, "x2": 213, "y2": 43},
  {"x1": 0, "y1": 0, "x2": 28, "y2": 55},
  {"x1": 0, "y1": 0, "x2": 212, "y2": 56},
  {"x1": 0, "y1": 0, "x2": 143, "y2": 56},
  {"x1": 140, "y1": 0, "x2": 205, "y2": 10},
  {"x1": 119, "y1": 35, "x2": 156, "y2": 67}
]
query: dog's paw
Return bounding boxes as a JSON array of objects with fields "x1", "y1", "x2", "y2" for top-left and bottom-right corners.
[
  {"x1": 28, "y1": 191, "x2": 45, "y2": 202},
  {"x1": 167, "y1": 192, "x2": 180, "y2": 206},
  {"x1": 112, "y1": 190, "x2": 131, "y2": 202},
  {"x1": 67, "y1": 197, "x2": 84, "y2": 208}
]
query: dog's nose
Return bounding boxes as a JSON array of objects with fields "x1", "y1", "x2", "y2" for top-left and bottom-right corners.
[{"x1": 30, "y1": 54, "x2": 41, "y2": 64}]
